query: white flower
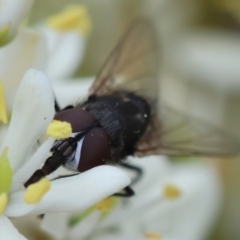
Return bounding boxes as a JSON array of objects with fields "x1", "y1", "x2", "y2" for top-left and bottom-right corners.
[
  {"x1": 169, "y1": 30, "x2": 240, "y2": 91},
  {"x1": 0, "y1": 69, "x2": 130, "y2": 239},
  {"x1": 0, "y1": 0, "x2": 33, "y2": 46},
  {"x1": 41, "y1": 156, "x2": 222, "y2": 240},
  {"x1": 0, "y1": 29, "x2": 48, "y2": 111},
  {"x1": 0, "y1": 4, "x2": 91, "y2": 112},
  {"x1": 36, "y1": 5, "x2": 91, "y2": 80}
]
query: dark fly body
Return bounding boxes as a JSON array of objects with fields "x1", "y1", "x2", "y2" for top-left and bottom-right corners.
[{"x1": 25, "y1": 20, "x2": 240, "y2": 196}]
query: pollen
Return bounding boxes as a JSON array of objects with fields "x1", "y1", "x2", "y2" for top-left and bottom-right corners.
[
  {"x1": 95, "y1": 197, "x2": 116, "y2": 212},
  {"x1": 0, "y1": 193, "x2": 8, "y2": 216},
  {"x1": 0, "y1": 148, "x2": 12, "y2": 194},
  {"x1": 23, "y1": 178, "x2": 51, "y2": 204},
  {"x1": 0, "y1": 80, "x2": 8, "y2": 124},
  {"x1": 144, "y1": 232, "x2": 162, "y2": 240},
  {"x1": 46, "y1": 5, "x2": 91, "y2": 36},
  {"x1": 47, "y1": 120, "x2": 72, "y2": 139},
  {"x1": 163, "y1": 184, "x2": 181, "y2": 200}
]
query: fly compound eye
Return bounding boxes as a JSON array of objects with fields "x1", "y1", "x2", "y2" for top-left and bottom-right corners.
[
  {"x1": 78, "y1": 128, "x2": 111, "y2": 172},
  {"x1": 54, "y1": 108, "x2": 95, "y2": 132}
]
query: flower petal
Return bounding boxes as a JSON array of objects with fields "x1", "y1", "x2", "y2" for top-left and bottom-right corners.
[
  {"x1": 0, "y1": 0, "x2": 33, "y2": 45},
  {"x1": 6, "y1": 166, "x2": 130, "y2": 217},
  {"x1": 0, "y1": 69, "x2": 55, "y2": 172},
  {"x1": 0, "y1": 215, "x2": 27, "y2": 240},
  {"x1": 40, "y1": 26, "x2": 85, "y2": 79},
  {"x1": 41, "y1": 212, "x2": 70, "y2": 240},
  {"x1": 0, "y1": 29, "x2": 48, "y2": 110},
  {"x1": 52, "y1": 77, "x2": 93, "y2": 108}
]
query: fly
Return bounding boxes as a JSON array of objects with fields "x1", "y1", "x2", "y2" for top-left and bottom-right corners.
[{"x1": 25, "y1": 20, "x2": 240, "y2": 196}]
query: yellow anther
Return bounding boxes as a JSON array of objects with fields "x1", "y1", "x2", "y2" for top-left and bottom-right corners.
[
  {"x1": 144, "y1": 232, "x2": 162, "y2": 240},
  {"x1": 46, "y1": 5, "x2": 91, "y2": 36},
  {"x1": 47, "y1": 120, "x2": 72, "y2": 139},
  {"x1": 23, "y1": 178, "x2": 51, "y2": 204},
  {"x1": 0, "y1": 23, "x2": 10, "y2": 46},
  {"x1": 163, "y1": 184, "x2": 181, "y2": 200},
  {"x1": 0, "y1": 148, "x2": 12, "y2": 194},
  {"x1": 95, "y1": 197, "x2": 116, "y2": 212},
  {"x1": 0, "y1": 193, "x2": 8, "y2": 215},
  {"x1": 0, "y1": 80, "x2": 8, "y2": 124}
]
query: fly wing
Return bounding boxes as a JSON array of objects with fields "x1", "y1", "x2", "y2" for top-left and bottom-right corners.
[
  {"x1": 88, "y1": 20, "x2": 159, "y2": 104},
  {"x1": 159, "y1": 104, "x2": 240, "y2": 156},
  {"x1": 135, "y1": 104, "x2": 240, "y2": 157},
  {"x1": 88, "y1": 19, "x2": 240, "y2": 158}
]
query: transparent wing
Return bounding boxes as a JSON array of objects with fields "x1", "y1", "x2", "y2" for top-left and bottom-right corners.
[
  {"x1": 88, "y1": 20, "x2": 159, "y2": 104},
  {"x1": 89, "y1": 19, "x2": 240, "y2": 157},
  {"x1": 160, "y1": 104, "x2": 240, "y2": 156},
  {"x1": 135, "y1": 104, "x2": 240, "y2": 157}
]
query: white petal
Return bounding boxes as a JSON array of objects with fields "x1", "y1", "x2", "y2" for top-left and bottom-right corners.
[
  {"x1": 41, "y1": 212, "x2": 70, "y2": 240},
  {"x1": 0, "y1": 29, "x2": 48, "y2": 110},
  {"x1": 0, "y1": 0, "x2": 33, "y2": 43},
  {"x1": 100, "y1": 160, "x2": 221, "y2": 240},
  {"x1": 6, "y1": 166, "x2": 130, "y2": 217},
  {"x1": 170, "y1": 30, "x2": 240, "y2": 90},
  {"x1": 69, "y1": 211, "x2": 101, "y2": 239},
  {"x1": 40, "y1": 26, "x2": 85, "y2": 79},
  {"x1": 52, "y1": 77, "x2": 93, "y2": 108},
  {"x1": 0, "y1": 215, "x2": 27, "y2": 240},
  {"x1": 157, "y1": 161, "x2": 222, "y2": 240},
  {"x1": 118, "y1": 161, "x2": 222, "y2": 240},
  {"x1": 0, "y1": 69, "x2": 55, "y2": 172},
  {"x1": 12, "y1": 138, "x2": 55, "y2": 191}
]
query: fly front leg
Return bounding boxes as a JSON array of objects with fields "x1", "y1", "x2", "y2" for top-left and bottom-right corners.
[{"x1": 24, "y1": 152, "x2": 65, "y2": 188}]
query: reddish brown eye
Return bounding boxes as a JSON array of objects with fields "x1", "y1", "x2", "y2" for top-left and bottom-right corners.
[
  {"x1": 78, "y1": 128, "x2": 111, "y2": 172},
  {"x1": 54, "y1": 108, "x2": 96, "y2": 132}
]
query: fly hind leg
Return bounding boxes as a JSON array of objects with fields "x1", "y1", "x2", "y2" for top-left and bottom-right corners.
[{"x1": 120, "y1": 162, "x2": 143, "y2": 185}]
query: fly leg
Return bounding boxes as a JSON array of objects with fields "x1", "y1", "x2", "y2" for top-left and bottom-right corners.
[
  {"x1": 120, "y1": 162, "x2": 143, "y2": 185},
  {"x1": 113, "y1": 186, "x2": 134, "y2": 197},
  {"x1": 52, "y1": 173, "x2": 79, "y2": 180},
  {"x1": 24, "y1": 152, "x2": 66, "y2": 188},
  {"x1": 55, "y1": 100, "x2": 74, "y2": 112},
  {"x1": 112, "y1": 162, "x2": 143, "y2": 198}
]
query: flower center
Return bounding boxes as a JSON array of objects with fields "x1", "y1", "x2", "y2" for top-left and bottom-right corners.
[
  {"x1": 47, "y1": 120, "x2": 72, "y2": 139},
  {"x1": 95, "y1": 197, "x2": 117, "y2": 212},
  {"x1": 46, "y1": 5, "x2": 91, "y2": 36},
  {"x1": 23, "y1": 178, "x2": 51, "y2": 204},
  {"x1": 163, "y1": 184, "x2": 181, "y2": 200},
  {"x1": 0, "y1": 80, "x2": 8, "y2": 123},
  {"x1": 144, "y1": 232, "x2": 162, "y2": 240}
]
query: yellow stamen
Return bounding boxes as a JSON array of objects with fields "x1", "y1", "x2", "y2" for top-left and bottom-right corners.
[
  {"x1": 95, "y1": 197, "x2": 116, "y2": 212},
  {"x1": 0, "y1": 23, "x2": 10, "y2": 46},
  {"x1": 0, "y1": 193, "x2": 8, "y2": 215},
  {"x1": 46, "y1": 5, "x2": 91, "y2": 36},
  {"x1": 47, "y1": 120, "x2": 72, "y2": 139},
  {"x1": 0, "y1": 80, "x2": 8, "y2": 123},
  {"x1": 0, "y1": 148, "x2": 12, "y2": 194},
  {"x1": 144, "y1": 232, "x2": 162, "y2": 240},
  {"x1": 23, "y1": 178, "x2": 51, "y2": 204},
  {"x1": 163, "y1": 184, "x2": 181, "y2": 200}
]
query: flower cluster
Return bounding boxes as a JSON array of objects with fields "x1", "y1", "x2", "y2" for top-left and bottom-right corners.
[{"x1": 0, "y1": 1, "x2": 223, "y2": 240}]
